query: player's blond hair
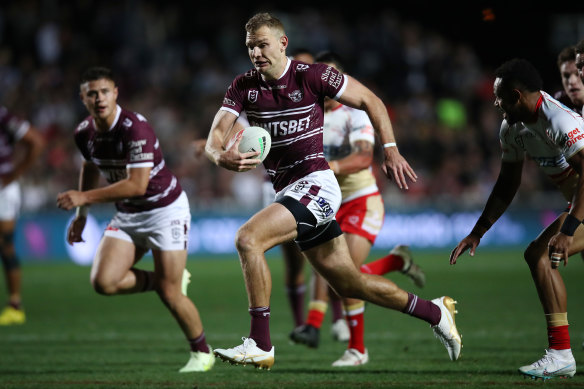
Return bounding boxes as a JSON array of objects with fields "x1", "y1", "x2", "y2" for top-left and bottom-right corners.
[{"x1": 245, "y1": 12, "x2": 285, "y2": 36}]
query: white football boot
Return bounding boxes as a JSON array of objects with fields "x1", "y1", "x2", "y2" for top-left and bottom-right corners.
[
  {"x1": 518, "y1": 349, "x2": 576, "y2": 380},
  {"x1": 392, "y1": 245, "x2": 426, "y2": 288},
  {"x1": 214, "y1": 337, "x2": 275, "y2": 370},
  {"x1": 331, "y1": 318, "x2": 350, "y2": 342},
  {"x1": 332, "y1": 348, "x2": 369, "y2": 367},
  {"x1": 181, "y1": 269, "x2": 191, "y2": 296},
  {"x1": 431, "y1": 296, "x2": 462, "y2": 361},
  {"x1": 178, "y1": 347, "x2": 215, "y2": 372}
]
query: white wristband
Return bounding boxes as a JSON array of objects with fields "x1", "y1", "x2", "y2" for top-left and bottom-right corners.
[
  {"x1": 76, "y1": 206, "x2": 89, "y2": 218},
  {"x1": 383, "y1": 142, "x2": 397, "y2": 148}
]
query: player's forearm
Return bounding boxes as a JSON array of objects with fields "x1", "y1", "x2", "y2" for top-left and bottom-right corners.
[
  {"x1": 471, "y1": 169, "x2": 520, "y2": 237},
  {"x1": 81, "y1": 179, "x2": 147, "y2": 205},
  {"x1": 205, "y1": 111, "x2": 233, "y2": 166}
]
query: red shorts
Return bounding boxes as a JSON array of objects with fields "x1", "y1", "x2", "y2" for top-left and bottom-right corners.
[{"x1": 335, "y1": 192, "x2": 384, "y2": 244}]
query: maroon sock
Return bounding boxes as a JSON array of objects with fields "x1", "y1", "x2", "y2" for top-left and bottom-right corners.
[
  {"x1": 188, "y1": 332, "x2": 210, "y2": 353},
  {"x1": 249, "y1": 306, "x2": 272, "y2": 351},
  {"x1": 9, "y1": 301, "x2": 21, "y2": 310},
  {"x1": 133, "y1": 269, "x2": 155, "y2": 292},
  {"x1": 330, "y1": 295, "x2": 343, "y2": 322},
  {"x1": 286, "y1": 285, "x2": 305, "y2": 327},
  {"x1": 403, "y1": 293, "x2": 441, "y2": 325}
]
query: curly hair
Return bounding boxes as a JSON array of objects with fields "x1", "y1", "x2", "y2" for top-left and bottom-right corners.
[{"x1": 494, "y1": 58, "x2": 543, "y2": 92}]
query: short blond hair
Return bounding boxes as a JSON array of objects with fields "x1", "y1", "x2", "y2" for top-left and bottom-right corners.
[{"x1": 245, "y1": 12, "x2": 285, "y2": 35}]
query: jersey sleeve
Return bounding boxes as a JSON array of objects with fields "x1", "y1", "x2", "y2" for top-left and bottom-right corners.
[
  {"x1": 347, "y1": 107, "x2": 375, "y2": 145},
  {"x1": 1, "y1": 110, "x2": 30, "y2": 143},
  {"x1": 549, "y1": 114, "x2": 584, "y2": 159},
  {"x1": 124, "y1": 113, "x2": 156, "y2": 169},
  {"x1": 220, "y1": 77, "x2": 245, "y2": 117},
  {"x1": 74, "y1": 120, "x2": 92, "y2": 161},
  {"x1": 305, "y1": 63, "x2": 348, "y2": 100},
  {"x1": 499, "y1": 121, "x2": 525, "y2": 162}
]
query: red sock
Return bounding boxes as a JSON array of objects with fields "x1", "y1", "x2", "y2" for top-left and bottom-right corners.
[
  {"x1": 346, "y1": 302, "x2": 365, "y2": 353},
  {"x1": 548, "y1": 325, "x2": 571, "y2": 350},
  {"x1": 306, "y1": 301, "x2": 327, "y2": 329},
  {"x1": 360, "y1": 254, "x2": 404, "y2": 275}
]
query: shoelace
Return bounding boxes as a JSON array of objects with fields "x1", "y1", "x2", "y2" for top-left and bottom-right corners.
[
  {"x1": 532, "y1": 350, "x2": 555, "y2": 368},
  {"x1": 236, "y1": 337, "x2": 253, "y2": 359}
]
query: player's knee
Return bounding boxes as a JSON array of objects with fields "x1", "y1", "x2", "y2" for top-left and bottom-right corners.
[
  {"x1": 234, "y1": 226, "x2": 261, "y2": 254},
  {"x1": 156, "y1": 285, "x2": 181, "y2": 309},
  {"x1": 91, "y1": 276, "x2": 118, "y2": 296},
  {"x1": 524, "y1": 241, "x2": 543, "y2": 267}
]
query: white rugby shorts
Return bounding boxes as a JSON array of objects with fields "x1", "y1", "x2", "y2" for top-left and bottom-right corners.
[
  {"x1": 104, "y1": 191, "x2": 191, "y2": 251},
  {"x1": 0, "y1": 181, "x2": 21, "y2": 221},
  {"x1": 275, "y1": 169, "x2": 341, "y2": 226}
]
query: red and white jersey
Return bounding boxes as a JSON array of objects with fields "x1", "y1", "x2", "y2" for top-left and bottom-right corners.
[
  {"x1": 74, "y1": 105, "x2": 182, "y2": 213},
  {"x1": 323, "y1": 104, "x2": 378, "y2": 202},
  {"x1": 500, "y1": 91, "x2": 584, "y2": 201},
  {"x1": 221, "y1": 58, "x2": 347, "y2": 192},
  {"x1": 0, "y1": 106, "x2": 31, "y2": 176}
]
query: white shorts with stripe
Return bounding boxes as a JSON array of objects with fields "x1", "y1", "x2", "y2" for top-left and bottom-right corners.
[
  {"x1": 0, "y1": 181, "x2": 21, "y2": 221},
  {"x1": 275, "y1": 169, "x2": 341, "y2": 227},
  {"x1": 104, "y1": 191, "x2": 190, "y2": 251}
]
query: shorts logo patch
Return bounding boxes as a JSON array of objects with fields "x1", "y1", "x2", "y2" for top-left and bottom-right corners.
[
  {"x1": 293, "y1": 180, "x2": 309, "y2": 192},
  {"x1": 316, "y1": 197, "x2": 334, "y2": 217},
  {"x1": 172, "y1": 227, "x2": 182, "y2": 240}
]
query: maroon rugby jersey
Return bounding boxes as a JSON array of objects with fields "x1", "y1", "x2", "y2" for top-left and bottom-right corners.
[
  {"x1": 221, "y1": 59, "x2": 347, "y2": 192},
  {"x1": 74, "y1": 105, "x2": 182, "y2": 213},
  {"x1": 0, "y1": 106, "x2": 31, "y2": 177}
]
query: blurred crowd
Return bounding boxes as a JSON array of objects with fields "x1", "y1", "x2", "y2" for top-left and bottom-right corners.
[{"x1": 0, "y1": 1, "x2": 567, "y2": 214}]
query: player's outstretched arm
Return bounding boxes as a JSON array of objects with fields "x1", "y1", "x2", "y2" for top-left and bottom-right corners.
[
  {"x1": 337, "y1": 76, "x2": 416, "y2": 189},
  {"x1": 450, "y1": 160, "x2": 523, "y2": 265},
  {"x1": 205, "y1": 110, "x2": 260, "y2": 172}
]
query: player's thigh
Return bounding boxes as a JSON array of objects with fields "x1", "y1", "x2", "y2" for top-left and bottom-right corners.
[
  {"x1": 344, "y1": 233, "x2": 372, "y2": 267},
  {"x1": 304, "y1": 235, "x2": 361, "y2": 286},
  {"x1": 91, "y1": 236, "x2": 140, "y2": 283},
  {"x1": 151, "y1": 249, "x2": 187, "y2": 290},
  {"x1": 237, "y1": 202, "x2": 298, "y2": 251}
]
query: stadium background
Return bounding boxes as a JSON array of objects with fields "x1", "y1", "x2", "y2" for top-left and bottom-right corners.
[
  {"x1": 5, "y1": 3, "x2": 584, "y2": 389},
  {"x1": 2, "y1": 1, "x2": 584, "y2": 260}
]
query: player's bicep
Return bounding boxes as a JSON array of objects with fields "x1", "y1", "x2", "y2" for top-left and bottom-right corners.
[{"x1": 336, "y1": 76, "x2": 375, "y2": 111}]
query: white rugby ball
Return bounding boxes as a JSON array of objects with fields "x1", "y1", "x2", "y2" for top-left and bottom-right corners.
[{"x1": 227, "y1": 126, "x2": 271, "y2": 162}]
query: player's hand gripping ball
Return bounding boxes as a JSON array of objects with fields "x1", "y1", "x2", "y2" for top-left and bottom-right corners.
[{"x1": 227, "y1": 126, "x2": 271, "y2": 162}]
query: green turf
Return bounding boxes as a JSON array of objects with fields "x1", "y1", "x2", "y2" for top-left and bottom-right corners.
[{"x1": 1, "y1": 249, "x2": 584, "y2": 388}]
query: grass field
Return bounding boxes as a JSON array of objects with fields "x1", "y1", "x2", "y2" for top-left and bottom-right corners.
[{"x1": 2, "y1": 248, "x2": 584, "y2": 388}]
